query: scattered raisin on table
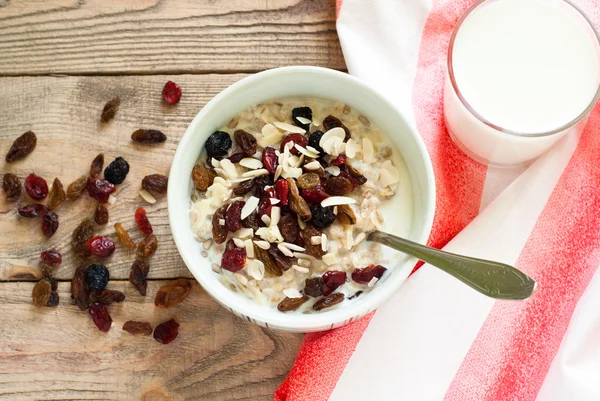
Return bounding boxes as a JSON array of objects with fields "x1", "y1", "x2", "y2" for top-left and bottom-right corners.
[
  {"x1": 234, "y1": 129, "x2": 258, "y2": 156},
  {"x1": 129, "y1": 259, "x2": 150, "y2": 295},
  {"x1": 90, "y1": 153, "x2": 104, "y2": 178},
  {"x1": 137, "y1": 234, "x2": 158, "y2": 259},
  {"x1": 142, "y1": 174, "x2": 168, "y2": 194},
  {"x1": 3, "y1": 173, "x2": 21, "y2": 201},
  {"x1": 254, "y1": 245, "x2": 282, "y2": 277},
  {"x1": 336, "y1": 204, "x2": 357, "y2": 225},
  {"x1": 89, "y1": 303, "x2": 112, "y2": 332},
  {"x1": 18, "y1": 203, "x2": 48, "y2": 218},
  {"x1": 262, "y1": 146, "x2": 278, "y2": 174},
  {"x1": 191, "y1": 164, "x2": 215, "y2": 192},
  {"x1": 72, "y1": 218, "x2": 94, "y2": 259},
  {"x1": 86, "y1": 177, "x2": 115, "y2": 203},
  {"x1": 277, "y1": 295, "x2": 309, "y2": 312},
  {"x1": 205, "y1": 131, "x2": 232, "y2": 158},
  {"x1": 280, "y1": 133, "x2": 308, "y2": 155},
  {"x1": 153, "y1": 319, "x2": 180, "y2": 344},
  {"x1": 5, "y1": 130, "x2": 37, "y2": 163},
  {"x1": 67, "y1": 175, "x2": 87, "y2": 200},
  {"x1": 225, "y1": 200, "x2": 245, "y2": 232},
  {"x1": 155, "y1": 279, "x2": 192, "y2": 308},
  {"x1": 313, "y1": 293, "x2": 344, "y2": 311},
  {"x1": 131, "y1": 129, "x2": 167, "y2": 144},
  {"x1": 135, "y1": 207, "x2": 153, "y2": 234},
  {"x1": 304, "y1": 277, "x2": 324, "y2": 298},
  {"x1": 89, "y1": 289, "x2": 125, "y2": 305},
  {"x1": 352, "y1": 265, "x2": 387, "y2": 284},
  {"x1": 114, "y1": 222, "x2": 136, "y2": 248},
  {"x1": 301, "y1": 225, "x2": 325, "y2": 259},
  {"x1": 85, "y1": 263, "x2": 110, "y2": 291},
  {"x1": 123, "y1": 321, "x2": 153, "y2": 336},
  {"x1": 104, "y1": 157, "x2": 130, "y2": 185},
  {"x1": 323, "y1": 115, "x2": 351, "y2": 141},
  {"x1": 48, "y1": 178, "x2": 66, "y2": 210},
  {"x1": 292, "y1": 106, "x2": 312, "y2": 131},
  {"x1": 47, "y1": 291, "x2": 60, "y2": 307},
  {"x1": 324, "y1": 176, "x2": 354, "y2": 196},
  {"x1": 25, "y1": 174, "x2": 49, "y2": 200},
  {"x1": 86, "y1": 236, "x2": 116, "y2": 258},
  {"x1": 211, "y1": 204, "x2": 229, "y2": 244},
  {"x1": 100, "y1": 97, "x2": 121, "y2": 123},
  {"x1": 40, "y1": 249, "x2": 62, "y2": 267},
  {"x1": 162, "y1": 81, "x2": 182, "y2": 105},
  {"x1": 309, "y1": 204, "x2": 336, "y2": 229},
  {"x1": 71, "y1": 265, "x2": 90, "y2": 311},
  {"x1": 322, "y1": 270, "x2": 346, "y2": 296},
  {"x1": 287, "y1": 178, "x2": 311, "y2": 221},
  {"x1": 32, "y1": 279, "x2": 52, "y2": 307},
  {"x1": 307, "y1": 131, "x2": 325, "y2": 156},
  {"x1": 94, "y1": 204, "x2": 109, "y2": 225},
  {"x1": 41, "y1": 212, "x2": 59, "y2": 238}
]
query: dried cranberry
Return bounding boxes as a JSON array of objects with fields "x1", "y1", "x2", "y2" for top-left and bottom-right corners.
[
  {"x1": 274, "y1": 179, "x2": 289, "y2": 206},
  {"x1": 228, "y1": 152, "x2": 246, "y2": 163},
  {"x1": 257, "y1": 188, "x2": 276, "y2": 218},
  {"x1": 162, "y1": 81, "x2": 182, "y2": 105},
  {"x1": 40, "y1": 249, "x2": 62, "y2": 267},
  {"x1": 88, "y1": 303, "x2": 112, "y2": 332},
  {"x1": 86, "y1": 177, "x2": 115, "y2": 203},
  {"x1": 153, "y1": 318, "x2": 179, "y2": 344},
  {"x1": 301, "y1": 183, "x2": 329, "y2": 204},
  {"x1": 41, "y1": 212, "x2": 59, "y2": 238},
  {"x1": 352, "y1": 265, "x2": 387, "y2": 284},
  {"x1": 322, "y1": 270, "x2": 346, "y2": 296},
  {"x1": 221, "y1": 240, "x2": 246, "y2": 272},
  {"x1": 135, "y1": 207, "x2": 153, "y2": 234},
  {"x1": 262, "y1": 146, "x2": 278, "y2": 174},
  {"x1": 280, "y1": 133, "x2": 308, "y2": 155},
  {"x1": 225, "y1": 200, "x2": 245, "y2": 232},
  {"x1": 18, "y1": 203, "x2": 48, "y2": 218},
  {"x1": 86, "y1": 236, "x2": 116, "y2": 258},
  {"x1": 24, "y1": 174, "x2": 48, "y2": 200},
  {"x1": 331, "y1": 154, "x2": 347, "y2": 166}
]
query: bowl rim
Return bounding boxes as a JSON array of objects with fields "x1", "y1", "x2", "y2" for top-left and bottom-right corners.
[{"x1": 168, "y1": 66, "x2": 436, "y2": 331}]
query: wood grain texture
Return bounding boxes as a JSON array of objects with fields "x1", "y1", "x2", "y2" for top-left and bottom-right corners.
[
  {"x1": 0, "y1": 280, "x2": 304, "y2": 400},
  {"x1": 0, "y1": 0, "x2": 345, "y2": 75}
]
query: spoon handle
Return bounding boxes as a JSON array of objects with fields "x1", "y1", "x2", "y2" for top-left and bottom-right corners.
[{"x1": 367, "y1": 231, "x2": 535, "y2": 300}]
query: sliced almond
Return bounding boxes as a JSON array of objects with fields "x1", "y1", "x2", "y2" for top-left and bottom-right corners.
[
  {"x1": 345, "y1": 138, "x2": 361, "y2": 159},
  {"x1": 239, "y1": 158, "x2": 263, "y2": 170},
  {"x1": 324, "y1": 166, "x2": 340, "y2": 176},
  {"x1": 280, "y1": 242, "x2": 305, "y2": 252},
  {"x1": 253, "y1": 240, "x2": 271, "y2": 250},
  {"x1": 219, "y1": 159, "x2": 238, "y2": 179},
  {"x1": 321, "y1": 233, "x2": 328, "y2": 252},
  {"x1": 288, "y1": 155, "x2": 300, "y2": 168},
  {"x1": 293, "y1": 252, "x2": 312, "y2": 259},
  {"x1": 322, "y1": 253, "x2": 337, "y2": 265},
  {"x1": 270, "y1": 198, "x2": 280, "y2": 205},
  {"x1": 283, "y1": 287, "x2": 304, "y2": 299},
  {"x1": 241, "y1": 196, "x2": 259, "y2": 220},
  {"x1": 321, "y1": 196, "x2": 357, "y2": 208},
  {"x1": 211, "y1": 158, "x2": 221, "y2": 168},
  {"x1": 281, "y1": 166, "x2": 302, "y2": 179},
  {"x1": 242, "y1": 168, "x2": 269, "y2": 178},
  {"x1": 244, "y1": 239, "x2": 254, "y2": 257},
  {"x1": 277, "y1": 243, "x2": 294, "y2": 257},
  {"x1": 139, "y1": 190, "x2": 156, "y2": 204},
  {"x1": 261, "y1": 123, "x2": 278, "y2": 137},
  {"x1": 379, "y1": 169, "x2": 397, "y2": 187},
  {"x1": 274, "y1": 122, "x2": 306, "y2": 134},
  {"x1": 353, "y1": 232, "x2": 366, "y2": 246},
  {"x1": 259, "y1": 131, "x2": 284, "y2": 147},
  {"x1": 345, "y1": 230, "x2": 354, "y2": 250},
  {"x1": 274, "y1": 164, "x2": 283, "y2": 181},
  {"x1": 234, "y1": 228, "x2": 254, "y2": 238},
  {"x1": 368, "y1": 277, "x2": 379, "y2": 287},
  {"x1": 292, "y1": 265, "x2": 310, "y2": 274},
  {"x1": 310, "y1": 236, "x2": 322, "y2": 245},
  {"x1": 304, "y1": 161, "x2": 322, "y2": 170},
  {"x1": 295, "y1": 144, "x2": 320, "y2": 159},
  {"x1": 233, "y1": 238, "x2": 246, "y2": 248},
  {"x1": 270, "y1": 206, "x2": 281, "y2": 226},
  {"x1": 248, "y1": 259, "x2": 265, "y2": 280},
  {"x1": 296, "y1": 116, "x2": 312, "y2": 125},
  {"x1": 261, "y1": 214, "x2": 271, "y2": 225},
  {"x1": 362, "y1": 138, "x2": 374, "y2": 163},
  {"x1": 319, "y1": 127, "x2": 346, "y2": 147}
]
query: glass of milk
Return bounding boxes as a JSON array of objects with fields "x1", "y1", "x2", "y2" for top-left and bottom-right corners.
[{"x1": 444, "y1": 0, "x2": 600, "y2": 167}]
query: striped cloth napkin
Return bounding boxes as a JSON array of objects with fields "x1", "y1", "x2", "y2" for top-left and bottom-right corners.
[{"x1": 274, "y1": 0, "x2": 600, "y2": 400}]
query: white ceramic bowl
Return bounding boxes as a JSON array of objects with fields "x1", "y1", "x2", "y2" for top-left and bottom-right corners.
[{"x1": 168, "y1": 66, "x2": 435, "y2": 332}]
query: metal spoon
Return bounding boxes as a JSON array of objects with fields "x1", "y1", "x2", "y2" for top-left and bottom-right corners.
[{"x1": 367, "y1": 230, "x2": 536, "y2": 300}]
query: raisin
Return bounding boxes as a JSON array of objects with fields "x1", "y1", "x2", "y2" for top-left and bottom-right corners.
[
  {"x1": 129, "y1": 259, "x2": 150, "y2": 295},
  {"x1": 243, "y1": 211, "x2": 262, "y2": 232},
  {"x1": 131, "y1": 129, "x2": 167, "y2": 144},
  {"x1": 137, "y1": 234, "x2": 158, "y2": 259},
  {"x1": 344, "y1": 163, "x2": 367, "y2": 185},
  {"x1": 94, "y1": 204, "x2": 109, "y2": 225},
  {"x1": 225, "y1": 200, "x2": 245, "y2": 232},
  {"x1": 135, "y1": 207, "x2": 153, "y2": 234},
  {"x1": 280, "y1": 133, "x2": 308, "y2": 155},
  {"x1": 352, "y1": 265, "x2": 387, "y2": 284},
  {"x1": 153, "y1": 319, "x2": 179, "y2": 344},
  {"x1": 89, "y1": 303, "x2": 112, "y2": 332},
  {"x1": 86, "y1": 177, "x2": 115, "y2": 203},
  {"x1": 323, "y1": 115, "x2": 351, "y2": 141},
  {"x1": 234, "y1": 129, "x2": 258, "y2": 156},
  {"x1": 89, "y1": 289, "x2": 125, "y2": 305},
  {"x1": 277, "y1": 295, "x2": 309, "y2": 312},
  {"x1": 221, "y1": 240, "x2": 246, "y2": 272},
  {"x1": 123, "y1": 321, "x2": 153, "y2": 336},
  {"x1": 322, "y1": 270, "x2": 346, "y2": 296},
  {"x1": 100, "y1": 97, "x2": 120, "y2": 123},
  {"x1": 155, "y1": 279, "x2": 192, "y2": 308},
  {"x1": 71, "y1": 265, "x2": 90, "y2": 310},
  {"x1": 162, "y1": 81, "x2": 182, "y2": 105},
  {"x1": 6, "y1": 130, "x2": 36, "y2": 163},
  {"x1": 24, "y1": 173, "x2": 48, "y2": 200},
  {"x1": 90, "y1": 153, "x2": 104, "y2": 178},
  {"x1": 301, "y1": 225, "x2": 325, "y2": 259},
  {"x1": 278, "y1": 213, "x2": 300, "y2": 244},
  {"x1": 67, "y1": 175, "x2": 87, "y2": 200},
  {"x1": 104, "y1": 157, "x2": 130, "y2": 185},
  {"x1": 336, "y1": 204, "x2": 357, "y2": 225},
  {"x1": 86, "y1": 236, "x2": 116, "y2": 258},
  {"x1": 18, "y1": 203, "x2": 48, "y2": 218},
  {"x1": 47, "y1": 178, "x2": 66, "y2": 210},
  {"x1": 114, "y1": 222, "x2": 136, "y2": 248},
  {"x1": 262, "y1": 146, "x2": 279, "y2": 174},
  {"x1": 205, "y1": 131, "x2": 232, "y2": 158},
  {"x1": 254, "y1": 245, "x2": 282, "y2": 277},
  {"x1": 85, "y1": 264, "x2": 110, "y2": 291},
  {"x1": 252, "y1": 175, "x2": 274, "y2": 198},
  {"x1": 324, "y1": 175, "x2": 354, "y2": 196},
  {"x1": 313, "y1": 293, "x2": 344, "y2": 311},
  {"x1": 310, "y1": 204, "x2": 336, "y2": 229},
  {"x1": 47, "y1": 291, "x2": 60, "y2": 307},
  {"x1": 40, "y1": 249, "x2": 62, "y2": 267},
  {"x1": 32, "y1": 279, "x2": 52, "y2": 307},
  {"x1": 268, "y1": 247, "x2": 292, "y2": 272},
  {"x1": 297, "y1": 173, "x2": 320, "y2": 190},
  {"x1": 45, "y1": 276, "x2": 58, "y2": 291},
  {"x1": 307, "y1": 130, "x2": 325, "y2": 156},
  {"x1": 287, "y1": 178, "x2": 311, "y2": 221},
  {"x1": 304, "y1": 277, "x2": 324, "y2": 298},
  {"x1": 142, "y1": 174, "x2": 168, "y2": 194},
  {"x1": 191, "y1": 164, "x2": 215, "y2": 192},
  {"x1": 292, "y1": 107, "x2": 312, "y2": 131},
  {"x1": 41, "y1": 212, "x2": 59, "y2": 238},
  {"x1": 228, "y1": 152, "x2": 246, "y2": 163},
  {"x1": 72, "y1": 218, "x2": 94, "y2": 259},
  {"x1": 2, "y1": 173, "x2": 21, "y2": 201},
  {"x1": 301, "y1": 183, "x2": 329, "y2": 204},
  {"x1": 211, "y1": 205, "x2": 229, "y2": 244},
  {"x1": 274, "y1": 179, "x2": 289, "y2": 206},
  {"x1": 233, "y1": 178, "x2": 255, "y2": 196}
]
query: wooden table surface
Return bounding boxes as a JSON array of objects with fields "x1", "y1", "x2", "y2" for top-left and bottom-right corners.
[{"x1": 0, "y1": 1, "x2": 345, "y2": 400}]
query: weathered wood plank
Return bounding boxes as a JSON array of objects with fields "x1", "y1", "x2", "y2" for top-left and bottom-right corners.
[
  {"x1": 0, "y1": 280, "x2": 303, "y2": 400},
  {"x1": 0, "y1": 0, "x2": 345, "y2": 75}
]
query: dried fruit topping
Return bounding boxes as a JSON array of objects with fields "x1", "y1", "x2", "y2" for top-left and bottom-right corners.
[
  {"x1": 67, "y1": 175, "x2": 87, "y2": 200},
  {"x1": 86, "y1": 236, "x2": 116, "y2": 258},
  {"x1": 90, "y1": 153, "x2": 104, "y2": 178},
  {"x1": 100, "y1": 97, "x2": 121, "y2": 123},
  {"x1": 301, "y1": 225, "x2": 325, "y2": 259},
  {"x1": 134, "y1": 207, "x2": 153, "y2": 234},
  {"x1": 89, "y1": 303, "x2": 112, "y2": 332},
  {"x1": 292, "y1": 106, "x2": 312, "y2": 131},
  {"x1": 297, "y1": 173, "x2": 320, "y2": 190},
  {"x1": 242, "y1": 210, "x2": 262, "y2": 231},
  {"x1": 331, "y1": 154, "x2": 347, "y2": 166},
  {"x1": 142, "y1": 174, "x2": 168, "y2": 194},
  {"x1": 252, "y1": 175, "x2": 274, "y2": 198},
  {"x1": 322, "y1": 270, "x2": 346, "y2": 296},
  {"x1": 349, "y1": 290, "x2": 363, "y2": 300},
  {"x1": 309, "y1": 204, "x2": 336, "y2": 229},
  {"x1": 274, "y1": 179, "x2": 289, "y2": 206},
  {"x1": 205, "y1": 131, "x2": 232, "y2": 158},
  {"x1": 89, "y1": 289, "x2": 125, "y2": 305},
  {"x1": 3, "y1": 173, "x2": 21, "y2": 201},
  {"x1": 277, "y1": 295, "x2": 309, "y2": 312},
  {"x1": 262, "y1": 146, "x2": 279, "y2": 174},
  {"x1": 352, "y1": 264, "x2": 387, "y2": 284},
  {"x1": 254, "y1": 245, "x2": 282, "y2": 277},
  {"x1": 336, "y1": 204, "x2": 357, "y2": 225},
  {"x1": 41, "y1": 212, "x2": 59, "y2": 238},
  {"x1": 155, "y1": 279, "x2": 192, "y2": 308},
  {"x1": 227, "y1": 152, "x2": 246, "y2": 163},
  {"x1": 104, "y1": 157, "x2": 130, "y2": 185},
  {"x1": 191, "y1": 164, "x2": 215, "y2": 191},
  {"x1": 280, "y1": 133, "x2": 308, "y2": 155},
  {"x1": 86, "y1": 177, "x2": 116, "y2": 203},
  {"x1": 129, "y1": 259, "x2": 150, "y2": 295},
  {"x1": 323, "y1": 115, "x2": 351, "y2": 141},
  {"x1": 137, "y1": 234, "x2": 158, "y2": 259},
  {"x1": 313, "y1": 292, "x2": 344, "y2": 311},
  {"x1": 114, "y1": 222, "x2": 136, "y2": 248},
  {"x1": 47, "y1": 178, "x2": 66, "y2": 210},
  {"x1": 234, "y1": 129, "x2": 258, "y2": 156},
  {"x1": 71, "y1": 265, "x2": 90, "y2": 310},
  {"x1": 131, "y1": 129, "x2": 167, "y2": 144},
  {"x1": 24, "y1": 174, "x2": 48, "y2": 200},
  {"x1": 153, "y1": 318, "x2": 179, "y2": 344},
  {"x1": 287, "y1": 178, "x2": 311, "y2": 221},
  {"x1": 32, "y1": 279, "x2": 52, "y2": 307},
  {"x1": 94, "y1": 204, "x2": 109, "y2": 225},
  {"x1": 268, "y1": 247, "x2": 292, "y2": 272},
  {"x1": 72, "y1": 218, "x2": 94, "y2": 259},
  {"x1": 300, "y1": 183, "x2": 329, "y2": 204},
  {"x1": 344, "y1": 163, "x2": 367, "y2": 185},
  {"x1": 47, "y1": 291, "x2": 60, "y2": 307},
  {"x1": 123, "y1": 321, "x2": 153, "y2": 336},
  {"x1": 225, "y1": 200, "x2": 245, "y2": 232},
  {"x1": 257, "y1": 189, "x2": 274, "y2": 219},
  {"x1": 40, "y1": 249, "x2": 62, "y2": 267},
  {"x1": 85, "y1": 264, "x2": 110, "y2": 291},
  {"x1": 221, "y1": 239, "x2": 246, "y2": 272},
  {"x1": 212, "y1": 205, "x2": 229, "y2": 244},
  {"x1": 162, "y1": 81, "x2": 182, "y2": 105},
  {"x1": 307, "y1": 130, "x2": 325, "y2": 156},
  {"x1": 6, "y1": 131, "x2": 37, "y2": 163},
  {"x1": 304, "y1": 277, "x2": 324, "y2": 298},
  {"x1": 18, "y1": 203, "x2": 48, "y2": 218},
  {"x1": 278, "y1": 213, "x2": 300, "y2": 244},
  {"x1": 233, "y1": 178, "x2": 255, "y2": 196}
]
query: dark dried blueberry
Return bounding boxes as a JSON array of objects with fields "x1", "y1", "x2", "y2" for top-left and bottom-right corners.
[
  {"x1": 85, "y1": 263, "x2": 110, "y2": 291},
  {"x1": 47, "y1": 291, "x2": 60, "y2": 307},
  {"x1": 309, "y1": 204, "x2": 336, "y2": 229},
  {"x1": 3, "y1": 173, "x2": 21, "y2": 201},
  {"x1": 304, "y1": 277, "x2": 324, "y2": 298},
  {"x1": 292, "y1": 107, "x2": 312, "y2": 131},
  {"x1": 104, "y1": 157, "x2": 130, "y2": 185},
  {"x1": 41, "y1": 212, "x2": 59, "y2": 238},
  {"x1": 307, "y1": 130, "x2": 325, "y2": 156},
  {"x1": 205, "y1": 131, "x2": 232, "y2": 158}
]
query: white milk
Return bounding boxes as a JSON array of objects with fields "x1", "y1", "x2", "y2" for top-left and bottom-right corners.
[{"x1": 444, "y1": 0, "x2": 600, "y2": 166}]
